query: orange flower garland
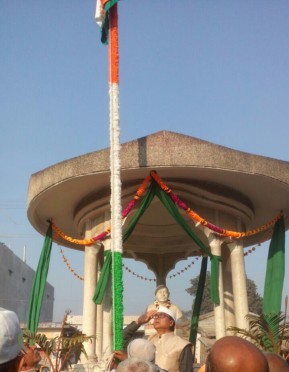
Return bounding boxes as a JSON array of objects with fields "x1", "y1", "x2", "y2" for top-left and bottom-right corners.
[
  {"x1": 51, "y1": 175, "x2": 151, "y2": 246},
  {"x1": 52, "y1": 171, "x2": 283, "y2": 245},
  {"x1": 52, "y1": 223, "x2": 103, "y2": 246},
  {"x1": 60, "y1": 248, "x2": 84, "y2": 281},
  {"x1": 60, "y1": 235, "x2": 268, "y2": 282},
  {"x1": 150, "y1": 171, "x2": 283, "y2": 239}
]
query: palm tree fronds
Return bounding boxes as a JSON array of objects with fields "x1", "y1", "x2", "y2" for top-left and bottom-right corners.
[{"x1": 227, "y1": 310, "x2": 289, "y2": 356}]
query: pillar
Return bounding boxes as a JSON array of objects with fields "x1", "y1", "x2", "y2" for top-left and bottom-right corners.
[
  {"x1": 82, "y1": 220, "x2": 99, "y2": 361},
  {"x1": 156, "y1": 256, "x2": 167, "y2": 286},
  {"x1": 203, "y1": 226, "x2": 226, "y2": 339},
  {"x1": 221, "y1": 243, "x2": 236, "y2": 333},
  {"x1": 228, "y1": 238, "x2": 249, "y2": 329}
]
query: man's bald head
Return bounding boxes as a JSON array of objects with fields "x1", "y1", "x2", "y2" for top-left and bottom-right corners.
[{"x1": 206, "y1": 336, "x2": 269, "y2": 372}]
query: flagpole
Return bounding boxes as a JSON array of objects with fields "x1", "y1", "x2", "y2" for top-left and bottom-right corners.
[{"x1": 108, "y1": 2, "x2": 124, "y2": 351}]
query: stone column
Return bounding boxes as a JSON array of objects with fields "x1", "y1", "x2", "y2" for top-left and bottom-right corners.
[
  {"x1": 203, "y1": 227, "x2": 226, "y2": 339},
  {"x1": 82, "y1": 220, "x2": 99, "y2": 362},
  {"x1": 228, "y1": 238, "x2": 249, "y2": 330},
  {"x1": 221, "y1": 243, "x2": 236, "y2": 333}
]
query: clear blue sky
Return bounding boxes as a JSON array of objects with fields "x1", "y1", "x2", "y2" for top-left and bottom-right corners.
[{"x1": 1, "y1": 1, "x2": 289, "y2": 321}]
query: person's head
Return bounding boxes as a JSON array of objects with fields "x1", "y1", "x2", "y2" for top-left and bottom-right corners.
[
  {"x1": 127, "y1": 339, "x2": 156, "y2": 362},
  {"x1": 0, "y1": 307, "x2": 22, "y2": 372},
  {"x1": 152, "y1": 306, "x2": 176, "y2": 333},
  {"x1": 206, "y1": 336, "x2": 269, "y2": 372},
  {"x1": 154, "y1": 285, "x2": 169, "y2": 304},
  {"x1": 263, "y1": 352, "x2": 289, "y2": 372},
  {"x1": 116, "y1": 357, "x2": 157, "y2": 372}
]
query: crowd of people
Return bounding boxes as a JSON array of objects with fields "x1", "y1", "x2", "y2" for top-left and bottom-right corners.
[{"x1": 1, "y1": 285, "x2": 289, "y2": 371}]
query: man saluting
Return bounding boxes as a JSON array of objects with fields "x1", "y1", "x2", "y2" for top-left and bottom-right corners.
[{"x1": 115, "y1": 306, "x2": 193, "y2": 372}]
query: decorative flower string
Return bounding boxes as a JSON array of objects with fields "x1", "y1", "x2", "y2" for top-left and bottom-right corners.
[
  {"x1": 168, "y1": 257, "x2": 201, "y2": 279},
  {"x1": 52, "y1": 171, "x2": 283, "y2": 244},
  {"x1": 60, "y1": 236, "x2": 267, "y2": 282},
  {"x1": 243, "y1": 229, "x2": 272, "y2": 257},
  {"x1": 122, "y1": 239, "x2": 269, "y2": 283},
  {"x1": 150, "y1": 171, "x2": 283, "y2": 239},
  {"x1": 122, "y1": 257, "x2": 202, "y2": 282},
  {"x1": 154, "y1": 300, "x2": 171, "y2": 309},
  {"x1": 122, "y1": 263, "x2": 156, "y2": 282},
  {"x1": 60, "y1": 248, "x2": 84, "y2": 281},
  {"x1": 52, "y1": 223, "x2": 110, "y2": 246},
  {"x1": 51, "y1": 175, "x2": 151, "y2": 246}
]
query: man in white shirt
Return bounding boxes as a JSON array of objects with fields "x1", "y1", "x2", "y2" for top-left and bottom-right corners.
[{"x1": 116, "y1": 306, "x2": 193, "y2": 372}]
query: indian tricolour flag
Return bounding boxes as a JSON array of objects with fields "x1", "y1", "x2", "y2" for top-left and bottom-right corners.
[{"x1": 95, "y1": 0, "x2": 118, "y2": 44}]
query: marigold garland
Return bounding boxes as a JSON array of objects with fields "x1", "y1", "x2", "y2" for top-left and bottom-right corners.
[
  {"x1": 154, "y1": 300, "x2": 171, "y2": 309},
  {"x1": 122, "y1": 263, "x2": 156, "y2": 282},
  {"x1": 60, "y1": 235, "x2": 268, "y2": 283},
  {"x1": 52, "y1": 175, "x2": 151, "y2": 246},
  {"x1": 52, "y1": 171, "x2": 283, "y2": 245},
  {"x1": 150, "y1": 171, "x2": 283, "y2": 239},
  {"x1": 243, "y1": 229, "x2": 272, "y2": 257},
  {"x1": 60, "y1": 248, "x2": 84, "y2": 281}
]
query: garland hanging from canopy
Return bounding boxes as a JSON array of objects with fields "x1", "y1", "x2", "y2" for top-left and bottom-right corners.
[
  {"x1": 59, "y1": 232, "x2": 271, "y2": 282},
  {"x1": 51, "y1": 171, "x2": 283, "y2": 245}
]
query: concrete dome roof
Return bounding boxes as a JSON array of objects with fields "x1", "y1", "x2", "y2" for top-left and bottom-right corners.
[{"x1": 27, "y1": 131, "x2": 289, "y2": 257}]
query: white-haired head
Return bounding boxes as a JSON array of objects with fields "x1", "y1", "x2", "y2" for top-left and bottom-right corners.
[
  {"x1": 116, "y1": 357, "x2": 157, "y2": 372},
  {"x1": 127, "y1": 339, "x2": 156, "y2": 362}
]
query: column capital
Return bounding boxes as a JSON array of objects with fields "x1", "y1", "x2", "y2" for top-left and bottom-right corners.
[
  {"x1": 199, "y1": 225, "x2": 226, "y2": 250},
  {"x1": 226, "y1": 238, "x2": 243, "y2": 252}
]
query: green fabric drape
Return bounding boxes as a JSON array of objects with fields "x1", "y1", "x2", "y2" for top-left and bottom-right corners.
[
  {"x1": 122, "y1": 182, "x2": 156, "y2": 242},
  {"x1": 154, "y1": 184, "x2": 211, "y2": 256},
  {"x1": 263, "y1": 216, "x2": 285, "y2": 314},
  {"x1": 154, "y1": 183, "x2": 220, "y2": 305},
  {"x1": 190, "y1": 257, "x2": 208, "y2": 360},
  {"x1": 93, "y1": 188, "x2": 155, "y2": 304},
  {"x1": 26, "y1": 224, "x2": 53, "y2": 333},
  {"x1": 94, "y1": 180, "x2": 220, "y2": 305},
  {"x1": 93, "y1": 251, "x2": 112, "y2": 304},
  {"x1": 210, "y1": 255, "x2": 221, "y2": 305}
]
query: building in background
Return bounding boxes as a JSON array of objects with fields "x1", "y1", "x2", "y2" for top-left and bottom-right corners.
[{"x1": 0, "y1": 242, "x2": 54, "y2": 322}]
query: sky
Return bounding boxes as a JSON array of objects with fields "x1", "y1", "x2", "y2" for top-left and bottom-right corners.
[{"x1": 0, "y1": 0, "x2": 289, "y2": 322}]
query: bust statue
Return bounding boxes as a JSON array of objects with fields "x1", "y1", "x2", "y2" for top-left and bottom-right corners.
[{"x1": 146, "y1": 285, "x2": 183, "y2": 321}]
